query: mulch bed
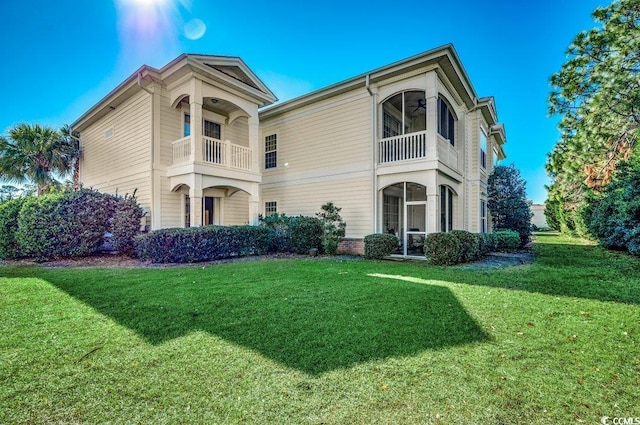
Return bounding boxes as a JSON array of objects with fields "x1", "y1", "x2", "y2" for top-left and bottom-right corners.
[{"x1": 1, "y1": 249, "x2": 533, "y2": 270}]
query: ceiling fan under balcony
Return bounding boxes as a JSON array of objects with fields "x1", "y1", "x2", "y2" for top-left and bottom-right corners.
[{"x1": 409, "y1": 99, "x2": 427, "y2": 113}]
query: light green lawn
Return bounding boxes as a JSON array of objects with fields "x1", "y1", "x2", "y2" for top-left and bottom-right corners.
[{"x1": 1, "y1": 233, "x2": 638, "y2": 424}]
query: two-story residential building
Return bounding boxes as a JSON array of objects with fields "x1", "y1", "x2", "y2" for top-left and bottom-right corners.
[{"x1": 72, "y1": 44, "x2": 506, "y2": 256}]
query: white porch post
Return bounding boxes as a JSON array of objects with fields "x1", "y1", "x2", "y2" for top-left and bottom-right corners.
[
  {"x1": 426, "y1": 171, "x2": 439, "y2": 234},
  {"x1": 189, "y1": 79, "x2": 203, "y2": 163},
  {"x1": 425, "y1": 73, "x2": 438, "y2": 157},
  {"x1": 248, "y1": 182, "x2": 260, "y2": 225},
  {"x1": 189, "y1": 174, "x2": 203, "y2": 227},
  {"x1": 247, "y1": 112, "x2": 260, "y2": 173}
]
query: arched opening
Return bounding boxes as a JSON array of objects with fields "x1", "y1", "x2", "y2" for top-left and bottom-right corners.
[
  {"x1": 382, "y1": 91, "x2": 427, "y2": 137},
  {"x1": 382, "y1": 182, "x2": 427, "y2": 257},
  {"x1": 379, "y1": 90, "x2": 428, "y2": 163}
]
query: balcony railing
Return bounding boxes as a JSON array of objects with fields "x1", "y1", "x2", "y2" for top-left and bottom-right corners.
[
  {"x1": 172, "y1": 136, "x2": 191, "y2": 164},
  {"x1": 378, "y1": 130, "x2": 459, "y2": 170},
  {"x1": 378, "y1": 131, "x2": 428, "y2": 163},
  {"x1": 172, "y1": 136, "x2": 253, "y2": 171}
]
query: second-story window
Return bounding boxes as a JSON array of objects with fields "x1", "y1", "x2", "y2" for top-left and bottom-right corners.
[
  {"x1": 382, "y1": 91, "x2": 427, "y2": 138},
  {"x1": 184, "y1": 113, "x2": 191, "y2": 137},
  {"x1": 204, "y1": 120, "x2": 221, "y2": 139},
  {"x1": 480, "y1": 127, "x2": 487, "y2": 169},
  {"x1": 265, "y1": 134, "x2": 277, "y2": 169},
  {"x1": 437, "y1": 97, "x2": 456, "y2": 146}
]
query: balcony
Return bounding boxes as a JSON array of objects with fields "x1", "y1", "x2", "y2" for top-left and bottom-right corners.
[
  {"x1": 172, "y1": 136, "x2": 253, "y2": 171},
  {"x1": 378, "y1": 131, "x2": 428, "y2": 163},
  {"x1": 377, "y1": 130, "x2": 458, "y2": 170}
]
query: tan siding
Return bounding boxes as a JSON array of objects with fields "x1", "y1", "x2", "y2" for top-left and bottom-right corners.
[
  {"x1": 261, "y1": 91, "x2": 372, "y2": 180},
  {"x1": 80, "y1": 90, "x2": 152, "y2": 208},
  {"x1": 261, "y1": 175, "x2": 372, "y2": 238},
  {"x1": 160, "y1": 179, "x2": 184, "y2": 228},
  {"x1": 159, "y1": 91, "x2": 182, "y2": 167},
  {"x1": 225, "y1": 117, "x2": 249, "y2": 147},
  {"x1": 224, "y1": 191, "x2": 250, "y2": 225},
  {"x1": 260, "y1": 89, "x2": 373, "y2": 238}
]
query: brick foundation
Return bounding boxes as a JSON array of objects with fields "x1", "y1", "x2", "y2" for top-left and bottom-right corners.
[{"x1": 337, "y1": 238, "x2": 364, "y2": 255}]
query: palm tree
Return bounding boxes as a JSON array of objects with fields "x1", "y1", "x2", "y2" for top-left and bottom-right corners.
[
  {"x1": 0, "y1": 123, "x2": 69, "y2": 195},
  {"x1": 59, "y1": 124, "x2": 82, "y2": 191}
]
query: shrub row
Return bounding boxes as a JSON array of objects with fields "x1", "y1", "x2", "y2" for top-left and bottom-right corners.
[
  {"x1": 135, "y1": 225, "x2": 273, "y2": 263},
  {"x1": 424, "y1": 229, "x2": 521, "y2": 266},
  {"x1": 0, "y1": 189, "x2": 144, "y2": 260},
  {"x1": 135, "y1": 214, "x2": 326, "y2": 263}
]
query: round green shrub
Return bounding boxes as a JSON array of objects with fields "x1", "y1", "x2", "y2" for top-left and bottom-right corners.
[
  {"x1": 289, "y1": 216, "x2": 323, "y2": 254},
  {"x1": 16, "y1": 193, "x2": 65, "y2": 260},
  {"x1": 424, "y1": 232, "x2": 462, "y2": 266},
  {"x1": 363, "y1": 233, "x2": 399, "y2": 259},
  {"x1": 477, "y1": 232, "x2": 498, "y2": 255},
  {"x1": 494, "y1": 229, "x2": 521, "y2": 252},
  {"x1": 450, "y1": 230, "x2": 480, "y2": 263}
]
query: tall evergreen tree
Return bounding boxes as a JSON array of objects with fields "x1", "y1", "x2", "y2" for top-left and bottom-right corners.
[
  {"x1": 487, "y1": 164, "x2": 531, "y2": 246},
  {"x1": 547, "y1": 0, "x2": 640, "y2": 234}
]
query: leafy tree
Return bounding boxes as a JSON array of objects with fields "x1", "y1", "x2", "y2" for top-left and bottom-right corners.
[
  {"x1": 316, "y1": 201, "x2": 346, "y2": 255},
  {"x1": 547, "y1": 0, "x2": 640, "y2": 234},
  {"x1": 0, "y1": 124, "x2": 71, "y2": 195},
  {"x1": 487, "y1": 165, "x2": 531, "y2": 246}
]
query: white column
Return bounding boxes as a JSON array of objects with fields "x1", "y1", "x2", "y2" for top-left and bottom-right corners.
[
  {"x1": 189, "y1": 79, "x2": 203, "y2": 163},
  {"x1": 248, "y1": 182, "x2": 260, "y2": 225},
  {"x1": 189, "y1": 174, "x2": 203, "y2": 227},
  {"x1": 247, "y1": 112, "x2": 260, "y2": 173},
  {"x1": 425, "y1": 72, "x2": 438, "y2": 159},
  {"x1": 426, "y1": 171, "x2": 439, "y2": 234}
]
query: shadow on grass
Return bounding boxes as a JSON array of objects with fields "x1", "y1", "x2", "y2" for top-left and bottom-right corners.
[
  {"x1": 450, "y1": 233, "x2": 640, "y2": 305},
  {"x1": 10, "y1": 267, "x2": 489, "y2": 375}
]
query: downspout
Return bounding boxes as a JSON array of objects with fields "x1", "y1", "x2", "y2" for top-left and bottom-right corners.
[
  {"x1": 366, "y1": 74, "x2": 378, "y2": 235},
  {"x1": 138, "y1": 71, "x2": 155, "y2": 230}
]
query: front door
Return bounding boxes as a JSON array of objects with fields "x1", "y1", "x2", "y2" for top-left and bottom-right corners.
[{"x1": 204, "y1": 196, "x2": 215, "y2": 225}]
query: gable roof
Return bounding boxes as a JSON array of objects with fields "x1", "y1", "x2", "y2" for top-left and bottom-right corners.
[
  {"x1": 260, "y1": 44, "x2": 482, "y2": 119},
  {"x1": 72, "y1": 54, "x2": 276, "y2": 132}
]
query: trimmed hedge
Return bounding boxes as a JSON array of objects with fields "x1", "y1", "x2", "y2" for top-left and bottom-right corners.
[
  {"x1": 0, "y1": 197, "x2": 30, "y2": 259},
  {"x1": 16, "y1": 193, "x2": 65, "y2": 259},
  {"x1": 259, "y1": 213, "x2": 292, "y2": 253},
  {"x1": 135, "y1": 225, "x2": 273, "y2": 263},
  {"x1": 494, "y1": 229, "x2": 521, "y2": 252},
  {"x1": 110, "y1": 193, "x2": 145, "y2": 255},
  {"x1": 363, "y1": 233, "x2": 399, "y2": 259},
  {"x1": 10, "y1": 189, "x2": 144, "y2": 260},
  {"x1": 449, "y1": 230, "x2": 480, "y2": 263},
  {"x1": 478, "y1": 232, "x2": 498, "y2": 255},
  {"x1": 289, "y1": 216, "x2": 323, "y2": 254},
  {"x1": 425, "y1": 230, "x2": 517, "y2": 266},
  {"x1": 424, "y1": 232, "x2": 462, "y2": 266}
]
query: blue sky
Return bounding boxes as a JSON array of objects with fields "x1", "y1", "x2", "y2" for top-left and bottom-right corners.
[{"x1": 1, "y1": 0, "x2": 606, "y2": 203}]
